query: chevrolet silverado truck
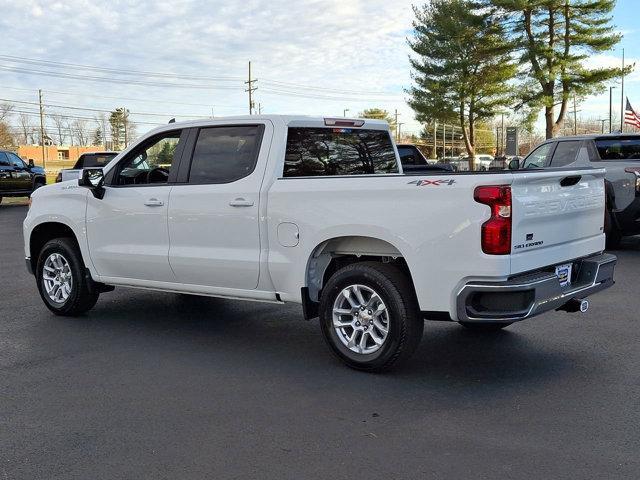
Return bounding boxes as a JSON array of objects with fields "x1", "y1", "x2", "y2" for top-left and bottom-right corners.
[{"x1": 23, "y1": 116, "x2": 616, "y2": 371}]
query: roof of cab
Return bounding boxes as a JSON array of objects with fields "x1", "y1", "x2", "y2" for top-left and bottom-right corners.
[{"x1": 147, "y1": 115, "x2": 390, "y2": 134}]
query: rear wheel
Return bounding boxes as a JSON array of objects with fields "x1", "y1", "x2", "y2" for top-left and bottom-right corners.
[
  {"x1": 36, "y1": 238, "x2": 99, "y2": 316},
  {"x1": 459, "y1": 321, "x2": 512, "y2": 332},
  {"x1": 319, "y1": 261, "x2": 423, "y2": 372}
]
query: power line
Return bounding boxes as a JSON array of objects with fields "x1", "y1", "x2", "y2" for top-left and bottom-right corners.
[
  {"x1": 0, "y1": 54, "x2": 242, "y2": 82},
  {"x1": 0, "y1": 97, "x2": 209, "y2": 118},
  {"x1": 261, "y1": 78, "x2": 398, "y2": 96},
  {"x1": 1, "y1": 85, "x2": 236, "y2": 108},
  {"x1": 0, "y1": 64, "x2": 237, "y2": 90},
  {"x1": 0, "y1": 54, "x2": 401, "y2": 97}
]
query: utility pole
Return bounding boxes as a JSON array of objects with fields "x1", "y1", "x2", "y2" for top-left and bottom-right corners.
[
  {"x1": 568, "y1": 95, "x2": 581, "y2": 135},
  {"x1": 258, "y1": 103, "x2": 263, "y2": 114},
  {"x1": 245, "y1": 61, "x2": 258, "y2": 115},
  {"x1": 394, "y1": 109, "x2": 401, "y2": 142},
  {"x1": 397, "y1": 122, "x2": 404, "y2": 142},
  {"x1": 609, "y1": 86, "x2": 617, "y2": 133},
  {"x1": 38, "y1": 89, "x2": 46, "y2": 169}
]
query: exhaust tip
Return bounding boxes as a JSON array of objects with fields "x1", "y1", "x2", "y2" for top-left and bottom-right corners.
[{"x1": 557, "y1": 298, "x2": 590, "y2": 314}]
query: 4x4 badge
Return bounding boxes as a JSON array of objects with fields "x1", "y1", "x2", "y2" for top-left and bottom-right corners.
[{"x1": 408, "y1": 179, "x2": 456, "y2": 187}]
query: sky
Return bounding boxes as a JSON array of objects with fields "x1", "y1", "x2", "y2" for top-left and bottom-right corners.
[{"x1": 0, "y1": 0, "x2": 637, "y2": 141}]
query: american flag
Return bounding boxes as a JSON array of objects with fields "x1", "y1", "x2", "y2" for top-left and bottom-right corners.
[{"x1": 624, "y1": 98, "x2": 640, "y2": 129}]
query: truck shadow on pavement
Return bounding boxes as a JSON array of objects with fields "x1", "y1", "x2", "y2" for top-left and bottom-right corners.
[{"x1": 60, "y1": 288, "x2": 586, "y2": 399}]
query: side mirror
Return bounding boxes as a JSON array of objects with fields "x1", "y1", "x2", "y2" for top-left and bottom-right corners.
[
  {"x1": 28, "y1": 159, "x2": 35, "y2": 168},
  {"x1": 508, "y1": 158, "x2": 520, "y2": 170},
  {"x1": 78, "y1": 168, "x2": 105, "y2": 199}
]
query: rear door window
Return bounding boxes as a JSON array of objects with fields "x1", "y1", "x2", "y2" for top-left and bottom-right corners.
[
  {"x1": 0, "y1": 152, "x2": 11, "y2": 167},
  {"x1": 188, "y1": 125, "x2": 264, "y2": 184},
  {"x1": 549, "y1": 141, "x2": 581, "y2": 167},
  {"x1": 284, "y1": 128, "x2": 398, "y2": 177},
  {"x1": 595, "y1": 138, "x2": 640, "y2": 160}
]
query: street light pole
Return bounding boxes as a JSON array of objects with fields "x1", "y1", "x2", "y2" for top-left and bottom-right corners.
[
  {"x1": 599, "y1": 119, "x2": 607, "y2": 134},
  {"x1": 343, "y1": 109, "x2": 349, "y2": 117}
]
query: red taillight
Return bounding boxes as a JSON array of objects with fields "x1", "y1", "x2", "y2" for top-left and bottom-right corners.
[{"x1": 474, "y1": 185, "x2": 512, "y2": 255}]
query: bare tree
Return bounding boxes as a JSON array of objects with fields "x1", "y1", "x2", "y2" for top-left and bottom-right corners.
[
  {"x1": 17, "y1": 113, "x2": 34, "y2": 144},
  {"x1": 72, "y1": 119, "x2": 89, "y2": 145},
  {"x1": 0, "y1": 103, "x2": 14, "y2": 122},
  {"x1": 50, "y1": 113, "x2": 68, "y2": 145}
]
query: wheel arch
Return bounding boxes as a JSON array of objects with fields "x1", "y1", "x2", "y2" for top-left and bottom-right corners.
[
  {"x1": 303, "y1": 235, "x2": 417, "y2": 311},
  {"x1": 29, "y1": 221, "x2": 81, "y2": 274}
]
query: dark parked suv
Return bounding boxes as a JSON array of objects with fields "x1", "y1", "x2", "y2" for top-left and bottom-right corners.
[
  {"x1": 0, "y1": 150, "x2": 46, "y2": 204},
  {"x1": 514, "y1": 134, "x2": 640, "y2": 248}
]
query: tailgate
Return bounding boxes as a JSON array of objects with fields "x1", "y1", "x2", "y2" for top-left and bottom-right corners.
[{"x1": 510, "y1": 168, "x2": 606, "y2": 274}]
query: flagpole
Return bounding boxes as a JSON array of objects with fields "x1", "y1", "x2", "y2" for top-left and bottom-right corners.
[{"x1": 621, "y1": 48, "x2": 625, "y2": 133}]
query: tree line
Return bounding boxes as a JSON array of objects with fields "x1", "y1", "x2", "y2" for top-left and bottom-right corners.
[
  {"x1": 0, "y1": 104, "x2": 136, "y2": 150},
  {"x1": 407, "y1": 0, "x2": 630, "y2": 163}
]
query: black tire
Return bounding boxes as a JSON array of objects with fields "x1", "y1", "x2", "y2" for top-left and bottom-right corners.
[
  {"x1": 31, "y1": 180, "x2": 45, "y2": 196},
  {"x1": 459, "y1": 321, "x2": 512, "y2": 332},
  {"x1": 319, "y1": 261, "x2": 423, "y2": 372},
  {"x1": 604, "y1": 209, "x2": 622, "y2": 250},
  {"x1": 36, "y1": 238, "x2": 99, "y2": 316}
]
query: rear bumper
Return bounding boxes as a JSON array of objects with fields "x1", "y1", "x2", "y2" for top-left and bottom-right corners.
[{"x1": 456, "y1": 253, "x2": 616, "y2": 323}]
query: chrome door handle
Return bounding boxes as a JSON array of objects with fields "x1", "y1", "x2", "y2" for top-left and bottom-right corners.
[
  {"x1": 144, "y1": 198, "x2": 164, "y2": 207},
  {"x1": 229, "y1": 198, "x2": 254, "y2": 207}
]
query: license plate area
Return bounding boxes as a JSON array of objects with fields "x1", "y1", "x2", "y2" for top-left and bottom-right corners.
[{"x1": 555, "y1": 263, "x2": 572, "y2": 288}]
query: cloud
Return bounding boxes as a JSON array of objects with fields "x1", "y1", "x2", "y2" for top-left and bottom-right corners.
[{"x1": 0, "y1": 0, "x2": 421, "y2": 134}]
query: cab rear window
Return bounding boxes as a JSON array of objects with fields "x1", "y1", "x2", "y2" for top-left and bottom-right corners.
[
  {"x1": 595, "y1": 138, "x2": 640, "y2": 160},
  {"x1": 284, "y1": 127, "x2": 398, "y2": 177}
]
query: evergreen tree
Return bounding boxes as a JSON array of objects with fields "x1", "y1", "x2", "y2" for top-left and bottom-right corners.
[
  {"x1": 408, "y1": 0, "x2": 515, "y2": 167},
  {"x1": 492, "y1": 0, "x2": 629, "y2": 138},
  {"x1": 93, "y1": 127, "x2": 103, "y2": 146}
]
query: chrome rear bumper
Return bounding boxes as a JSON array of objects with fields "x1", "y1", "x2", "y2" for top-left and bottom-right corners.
[{"x1": 456, "y1": 253, "x2": 616, "y2": 323}]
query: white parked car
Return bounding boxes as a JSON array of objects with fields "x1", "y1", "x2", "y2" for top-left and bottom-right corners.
[
  {"x1": 454, "y1": 154, "x2": 494, "y2": 171},
  {"x1": 23, "y1": 116, "x2": 616, "y2": 371}
]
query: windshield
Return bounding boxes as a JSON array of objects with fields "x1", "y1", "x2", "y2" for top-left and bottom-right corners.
[{"x1": 595, "y1": 138, "x2": 640, "y2": 160}]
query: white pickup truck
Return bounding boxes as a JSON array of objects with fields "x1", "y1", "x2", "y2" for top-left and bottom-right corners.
[{"x1": 23, "y1": 115, "x2": 616, "y2": 371}]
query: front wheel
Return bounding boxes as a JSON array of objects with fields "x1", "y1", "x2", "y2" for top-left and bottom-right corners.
[
  {"x1": 319, "y1": 261, "x2": 423, "y2": 372},
  {"x1": 36, "y1": 238, "x2": 99, "y2": 316}
]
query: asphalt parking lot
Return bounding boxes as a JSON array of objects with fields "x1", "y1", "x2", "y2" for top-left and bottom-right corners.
[{"x1": 1, "y1": 202, "x2": 638, "y2": 480}]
